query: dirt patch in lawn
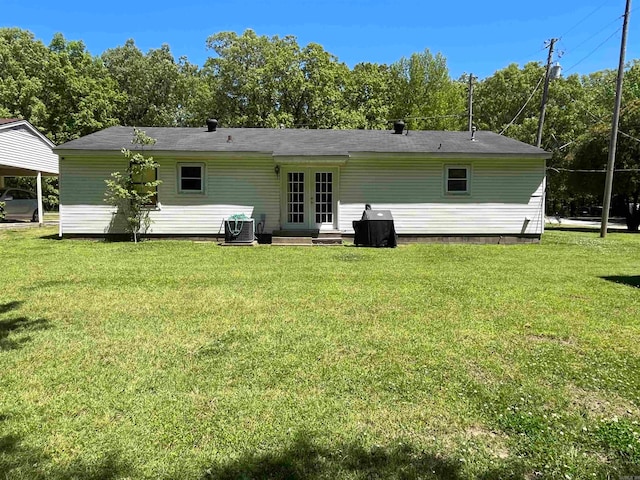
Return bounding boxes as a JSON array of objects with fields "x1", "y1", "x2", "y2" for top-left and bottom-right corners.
[
  {"x1": 465, "y1": 425, "x2": 510, "y2": 459},
  {"x1": 566, "y1": 384, "x2": 636, "y2": 418},
  {"x1": 525, "y1": 333, "x2": 574, "y2": 346}
]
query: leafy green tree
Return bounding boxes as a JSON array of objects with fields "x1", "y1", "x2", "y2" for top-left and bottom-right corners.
[
  {"x1": 0, "y1": 28, "x2": 49, "y2": 128},
  {"x1": 102, "y1": 40, "x2": 181, "y2": 126},
  {"x1": 175, "y1": 56, "x2": 215, "y2": 127},
  {"x1": 346, "y1": 63, "x2": 393, "y2": 129},
  {"x1": 205, "y1": 30, "x2": 305, "y2": 127},
  {"x1": 104, "y1": 128, "x2": 161, "y2": 242},
  {"x1": 552, "y1": 61, "x2": 640, "y2": 221},
  {"x1": 298, "y1": 43, "x2": 353, "y2": 128},
  {"x1": 474, "y1": 62, "x2": 546, "y2": 142},
  {"x1": 473, "y1": 62, "x2": 601, "y2": 213},
  {"x1": 389, "y1": 50, "x2": 465, "y2": 130},
  {"x1": 0, "y1": 29, "x2": 121, "y2": 142},
  {"x1": 568, "y1": 98, "x2": 640, "y2": 229},
  {"x1": 41, "y1": 33, "x2": 122, "y2": 143},
  {"x1": 204, "y1": 30, "x2": 354, "y2": 128}
]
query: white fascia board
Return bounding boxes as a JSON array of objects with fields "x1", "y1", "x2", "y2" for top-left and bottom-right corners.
[{"x1": 0, "y1": 120, "x2": 56, "y2": 148}]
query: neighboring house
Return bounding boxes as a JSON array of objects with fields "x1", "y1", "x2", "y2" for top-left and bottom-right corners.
[
  {"x1": 0, "y1": 118, "x2": 58, "y2": 224},
  {"x1": 54, "y1": 124, "x2": 550, "y2": 241}
]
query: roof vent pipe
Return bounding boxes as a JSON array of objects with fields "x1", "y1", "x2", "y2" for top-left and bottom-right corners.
[
  {"x1": 393, "y1": 120, "x2": 405, "y2": 134},
  {"x1": 471, "y1": 125, "x2": 477, "y2": 141},
  {"x1": 206, "y1": 118, "x2": 218, "y2": 132}
]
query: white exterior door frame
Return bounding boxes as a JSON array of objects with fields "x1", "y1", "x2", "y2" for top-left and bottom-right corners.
[{"x1": 280, "y1": 166, "x2": 339, "y2": 231}]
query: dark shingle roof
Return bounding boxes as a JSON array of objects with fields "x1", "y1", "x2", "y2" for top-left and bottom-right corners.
[{"x1": 55, "y1": 126, "x2": 550, "y2": 158}]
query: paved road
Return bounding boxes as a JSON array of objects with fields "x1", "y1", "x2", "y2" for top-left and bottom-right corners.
[{"x1": 546, "y1": 216, "x2": 629, "y2": 231}]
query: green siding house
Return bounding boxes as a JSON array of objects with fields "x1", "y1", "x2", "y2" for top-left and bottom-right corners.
[{"x1": 54, "y1": 125, "x2": 550, "y2": 241}]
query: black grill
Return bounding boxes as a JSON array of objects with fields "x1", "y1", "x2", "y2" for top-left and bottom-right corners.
[{"x1": 352, "y1": 209, "x2": 397, "y2": 247}]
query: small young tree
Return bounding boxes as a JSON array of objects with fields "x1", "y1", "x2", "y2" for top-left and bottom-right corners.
[
  {"x1": 105, "y1": 128, "x2": 161, "y2": 242},
  {"x1": 0, "y1": 201, "x2": 5, "y2": 221}
]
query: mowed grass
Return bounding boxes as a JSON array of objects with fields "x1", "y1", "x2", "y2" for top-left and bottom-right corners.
[{"x1": 1, "y1": 227, "x2": 639, "y2": 479}]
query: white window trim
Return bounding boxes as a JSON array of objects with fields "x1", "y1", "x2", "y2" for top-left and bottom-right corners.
[
  {"x1": 178, "y1": 162, "x2": 205, "y2": 194},
  {"x1": 444, "y1": 165, "x2": 471, "y2": 195}
]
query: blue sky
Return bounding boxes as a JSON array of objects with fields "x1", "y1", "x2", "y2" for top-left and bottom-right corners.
[{"x1": 3, "y1": 0, "x2": 637, "y2": 79}]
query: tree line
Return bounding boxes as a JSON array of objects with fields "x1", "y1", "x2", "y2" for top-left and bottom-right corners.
[{"x1": 1, "y1": 27, "x2": 639, "y2": 221}]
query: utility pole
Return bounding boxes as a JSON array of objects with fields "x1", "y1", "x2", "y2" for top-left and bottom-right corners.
[
  {"x1": 536, "y1": 38, "x2": 557, "y2": 148},
  {"x1": 601, "y1": 0, "x2": 632, "y2": 238},
  {"x1": 468, "y1": 74, "x2": 475, "y2": 133}
]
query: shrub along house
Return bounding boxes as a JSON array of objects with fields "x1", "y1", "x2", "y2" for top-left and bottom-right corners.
[{"x1": 54, "y1": 122, "x2": 550, "y2": 242}]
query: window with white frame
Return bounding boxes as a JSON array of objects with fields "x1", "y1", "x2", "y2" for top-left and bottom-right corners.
[
  {"x1": 445, "y1": 166, "x2": 470, "y2": 194},
  {"x1": 178, "y1": 163, "x2": 204, "y2": 193}
]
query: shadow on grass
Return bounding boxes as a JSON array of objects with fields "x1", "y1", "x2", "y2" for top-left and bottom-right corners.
[
  {"x1": 0, "y1": 302, "x2": 50, "y2": 350},
  {"x1": 602, "y1": 275, "x2": 640, "y2": 288},
  {"x1": 0, "y1": 414, "x2": 130, "y2": 479},
  {"x1": 37, "y1": 233, "x2": 62, "y2": 241},
  {"x1": 0, "y1": 300, "x2": 22, "y2": 314},
  {"x1": 0, "y1": 317, "x2": 50, "y2": 350},
  {"x1": 201, "y1": 435, "x2": 527, "y2": 480}
]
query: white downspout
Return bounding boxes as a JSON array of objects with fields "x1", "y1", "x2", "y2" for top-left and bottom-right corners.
[{"x1": 36, "y1": 171, "x2": 44, "y2": 226}]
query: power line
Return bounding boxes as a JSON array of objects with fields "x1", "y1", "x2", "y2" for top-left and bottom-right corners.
[
  {"x1": 548, "y1": 167, "x2": 640, "y2": 173},
  {"x1": 403, "y1": 114, "x2": 466, "y2": 121},
  {"x1": 559, "y1": 1, "x2": 618, "y2": 41},
  {"x1": 620, "y1": 130, "x2": 640, "y2": 143},
  {"x1": 499, "y1": 74, "x2": 546, "y2": 135},
  {"x1": 564, "y1": 27, "x2": 623, "y2": 74},
  {"x1": 560, "y1": 15, "x2": 622, "y2": 55},
  {"x1": 509, "y1": 4, "x2": 620, "y2": 70}
]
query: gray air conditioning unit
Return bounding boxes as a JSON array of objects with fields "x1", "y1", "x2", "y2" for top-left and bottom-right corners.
[{"x1": 224, "y1": 217, "x2": 255, "y2": 244}]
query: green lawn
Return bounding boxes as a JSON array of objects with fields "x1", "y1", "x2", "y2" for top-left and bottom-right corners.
[{"x1": 1, "y1": 227, "x2": 639, "y2": 479}]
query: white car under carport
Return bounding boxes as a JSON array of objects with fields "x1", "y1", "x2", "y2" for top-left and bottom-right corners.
[{"x1": 0, "y1": 188, "x2": 39, "y2": 222}]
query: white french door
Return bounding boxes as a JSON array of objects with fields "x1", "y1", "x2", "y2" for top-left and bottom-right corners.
[{"x1": 283, "y1": 167, "x2": 337, "y2": 231}]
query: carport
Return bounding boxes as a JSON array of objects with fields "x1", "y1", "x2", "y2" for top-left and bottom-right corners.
[{"x1": 0, "y1": 119, "x2": 58, "y2": 226}]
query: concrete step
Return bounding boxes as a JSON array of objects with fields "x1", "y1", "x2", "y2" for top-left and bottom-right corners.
[
  {"x1": 312, "y1": 237, "x2": 343, "y2": 246},
  {"x1": 272, "y1": 230, "x2": 342, "y2": 238},
  {"x1": 271, "y1": 236, "x2": 313, "y2": 246},
  {"x1": 220, "y1": 240, "x2": 258, "y2": 247}
]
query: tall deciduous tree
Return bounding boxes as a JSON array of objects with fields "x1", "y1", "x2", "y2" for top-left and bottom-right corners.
[
  {"x1": 346, "y1": 62, "x2": 393, "y2": 129},
  {"x1": 102, "y1": 40, "x2": 181, "y2": 126},
  {"x1": 0, "y1": 28, "x2": 121, "y2": 142},
  {"x1": 298, "y1": 43, "x2": 352, "y2": 128},
  {"x1": 568, "y1": 97, "x2": 640, "y2": 229},
  {"x1": 474, "y1": 62, "x2": 546, "y2": 142},
  {"x1": 175, "y1": 56, "x2": 216, "y2": 127},
  {"x1": 205, "y1": 30, "x2": 305, "y2": 127},
  {"x1": 389, "y1": 50, "x2": 465, "y2": 130},
  {"x1": 42, "y1": 33, "x2": 122, "y2": 143},
  {"x1": 204, "y1": 30, "x2": 354, "y2": 128},
  {"x1": 0, "y1": 28, "x2": 49, "y2": 129}
]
